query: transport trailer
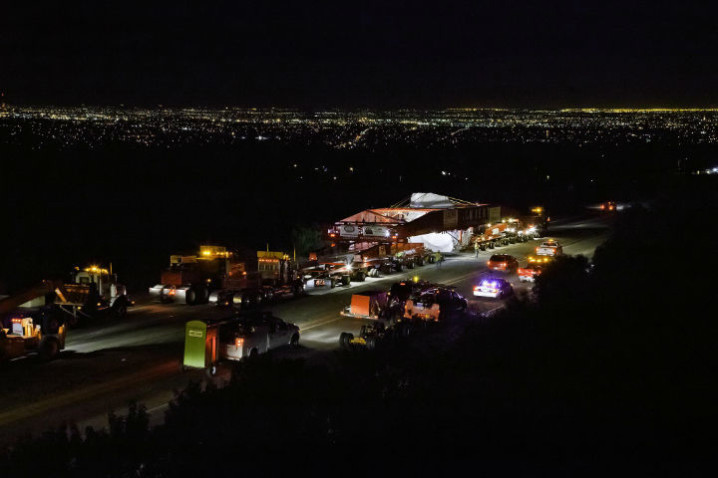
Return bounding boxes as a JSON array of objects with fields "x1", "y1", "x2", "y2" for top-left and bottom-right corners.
[{"x1": 470, "y1": 219, "x2": 539, "y2": 252}]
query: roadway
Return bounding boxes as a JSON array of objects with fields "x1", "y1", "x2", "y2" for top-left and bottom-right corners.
[{"x1": 0, "y1": 214, "x2": 612, "y2": 447}]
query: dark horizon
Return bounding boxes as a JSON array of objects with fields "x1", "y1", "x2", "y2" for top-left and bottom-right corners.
[{"x1": 4, "y1": 1, "x2": 718, "y2": 108}]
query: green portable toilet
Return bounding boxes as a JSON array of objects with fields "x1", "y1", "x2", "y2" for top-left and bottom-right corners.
[{"x1": 184, "y1": 320, "x2": 210, "y2": 370}]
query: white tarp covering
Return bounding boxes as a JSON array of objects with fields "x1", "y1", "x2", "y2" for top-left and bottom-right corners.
[
  {"x1": 408, "y1": 232, "x2": 456, "y2": 253},
  {"x1": 410, "y1": 192, "x2": 455, "y2": 209}
]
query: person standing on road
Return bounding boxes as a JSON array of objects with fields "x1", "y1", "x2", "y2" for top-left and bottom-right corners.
[
  {"x1": 474, "y1": 241, "x2": 479, "y2": 258},
  {"x1": 436, "y1": 252, "x2": 443, "y2": 269}
]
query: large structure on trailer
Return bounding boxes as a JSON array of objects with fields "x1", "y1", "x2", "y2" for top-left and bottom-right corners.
[
  {"x1": 330, "y1": 192, "x2": 500, "y2": 253},
  {"x1": 321, "y1": 193, "x2": 499, "y2": 277}
]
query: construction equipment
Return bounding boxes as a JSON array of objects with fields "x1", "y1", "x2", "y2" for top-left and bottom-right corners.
[
  {"x1": 339, "y1": 321, "x2": 401, "y2": 350},
  {"x1": 1, "y1": 304, "x2": 67, "y2": 361}
]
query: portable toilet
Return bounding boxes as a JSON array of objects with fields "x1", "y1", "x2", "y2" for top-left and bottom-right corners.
[{"x1": 183, "y1": 320, "x2": 219, "y2": 371}]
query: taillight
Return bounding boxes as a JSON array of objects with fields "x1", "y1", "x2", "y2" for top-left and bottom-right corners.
[
  {"x1": 473, "y1": 285, "x2": 479, "y2": 290},
  {"x1": 235, "y1": 338, "x2": 244, "y2": 348}
]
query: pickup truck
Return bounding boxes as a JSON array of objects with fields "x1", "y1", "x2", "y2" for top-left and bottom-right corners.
[
  {"x1": 535, "y1": 240, "x2": 563, "y2": 257},
  {"x1": 403, "y1": 287, "x2": 468, "y2": 322},
  {"x1": 219, "y1": 313, "x2": 300, "y2": 360}
]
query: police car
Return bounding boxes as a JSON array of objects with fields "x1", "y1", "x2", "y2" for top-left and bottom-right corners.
[{"x1": 473, "y1": 278, "x2": 514, "y2": 299}]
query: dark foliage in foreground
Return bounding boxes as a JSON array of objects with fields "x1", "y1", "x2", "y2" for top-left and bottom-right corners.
[{"x1": 1, "y1": 178, "x2": 715, "y2": 477}]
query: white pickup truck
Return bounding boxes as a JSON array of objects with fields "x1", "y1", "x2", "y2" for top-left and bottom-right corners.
[
  {"x1": 535, "y1": 239, "x2": 563, "y2": 257},
  {"x1": 219, "y1": 313, "x2": 300, "y2": 360}
]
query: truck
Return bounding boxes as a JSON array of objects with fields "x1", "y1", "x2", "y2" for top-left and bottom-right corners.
[
  {"x1": 1, "y1": 302, "x2": 67, "y2": 361},
  {"x1": 535, "y1": 239, "x2": 563, "y2": 257},
  {"x1": 209, "y1": 251, "x2": 305, "y2": 307},
  {"x1": 151, "y1": 246, "x2": 304, "y2": 306},
  {"x1": 0, "y1": 266, "x2": 131, "y2": 328},
  {"x1": 150, "y1": 245, "x2": 240, "y2": 305},
  {"x1": 403, "y1": 286, "x2": 468, "y2": 322},
  {"x1": 183, "y1": 312, "x2": 300, "y2": 375},
  {"x1": 55, "y1": 265, "x2": 131, "y2": 324}
]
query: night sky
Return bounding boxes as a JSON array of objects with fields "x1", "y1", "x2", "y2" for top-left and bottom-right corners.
[{"x1": 3, "y1": 1, "x2": 717, "y2": 107}]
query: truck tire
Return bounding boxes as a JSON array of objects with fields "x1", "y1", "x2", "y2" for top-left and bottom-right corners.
[
  {"x1": 110, "y1": 299, "x2": 128, "y2": 318},
  {"x1": 197, "y1": 286, "x2": 209, "y2": 304},
  {"x1": 186, "y1": 288, "x2": 197, "y2": 305},
  {"x1": 39, "y1": 337, "x2": 60, "y2": 361},
  {"x1": 206, "y1": 364, "x2": 218, "y2": 377},
  {"x1": 341, "y1": 275, "x2": 351, "y2": 286},
  {"x1": 365, "y1": 336, "x2": 377, "y2": 350},
  {"x1": 355, "y1": 272, "x2": 366, "y2": 282},
  {"x1": 407, "y1": 260, "x2": 415, "y2": 269},
  {"x1": 339, "y1": 332, "x2": 353, "y2": 349}
]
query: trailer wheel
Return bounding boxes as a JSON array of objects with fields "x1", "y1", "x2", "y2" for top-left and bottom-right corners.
[
  {"x1": 339, "y1": 332, "x2": 354, "y2": 349},
  {"x1": 38, "y1": 338, "x2": 60, "y2": 361}
]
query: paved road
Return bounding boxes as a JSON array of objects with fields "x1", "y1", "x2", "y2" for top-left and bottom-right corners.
[{"x1": 0, "y1": 215, "x2": 611, "y2": 447}]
